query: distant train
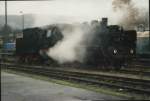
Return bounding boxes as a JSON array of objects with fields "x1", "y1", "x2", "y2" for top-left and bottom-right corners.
[
  {"x1": 14, "y1": 18, "x2": 137, "y2": 70},
  {"x1": 3, "y1": 42, "x2": 16, "y2": 52}
]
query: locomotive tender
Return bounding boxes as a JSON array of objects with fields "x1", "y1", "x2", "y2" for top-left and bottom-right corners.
[{"x1": 16, "y1": 26, "x2": 63, "y2": 63}]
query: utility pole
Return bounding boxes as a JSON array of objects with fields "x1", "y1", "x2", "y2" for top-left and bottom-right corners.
[
  {"x1": 3, "y1": 0, "x2": 8, "y2": 43},
  {"x1": 22, "y1": 14, "x2": 24, "y2": 30},
  {"x1": 5, "y1": 0, "x2": 7, "y2": 28},
  {"x1": 20, "y1": 11, "x2": 24, "y2": 31},
  {"x1": 147, "y1": 19, "x2": 150, "y2": 49}
]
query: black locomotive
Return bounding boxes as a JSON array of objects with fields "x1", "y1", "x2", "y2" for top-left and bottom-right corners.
[
  {"x1": 84, "y1": 18, "x2": 136, "y2": 69},
  {"x1": 15, "y1": 18, "x2": 137, "y2": 69},
  {"x1": 16, "y1": 26, "x2": 63, "y2": 63}
]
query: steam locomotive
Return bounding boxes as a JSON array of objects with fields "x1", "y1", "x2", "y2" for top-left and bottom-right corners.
[
  {"x1": 84, "y1": 18, "x2": 136, "y2": 69},
  {"x1": 16, "y1": 26, "x2": 63, "y2": 63},
  {"x1": 15, "y1": 18, "x2": 137, "y2": 69}
]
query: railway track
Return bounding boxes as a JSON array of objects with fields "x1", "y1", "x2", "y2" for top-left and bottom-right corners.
[
  {"x1": 118, "y1": 68, "x2": 150, "y2": 77},
  {"x1": 1, "y1": 60, "x2": 150, "y2": 77},
  {"x1": 1, "y1": 52, "x2": 150, "y2": 76},
  {"x1": 1, "y1": 63, "x2": 150, "y2": 96},
  {"x1": 132, "y1": 58, "x2": 150, "y2": 67}
]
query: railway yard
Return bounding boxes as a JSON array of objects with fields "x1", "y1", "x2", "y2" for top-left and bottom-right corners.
[
  {"x1": 0, "y1": 1, "x2": 149, "y2": 100},
  {"x1": 1, "y1": 56, "x2": 150, "y2": 100}
]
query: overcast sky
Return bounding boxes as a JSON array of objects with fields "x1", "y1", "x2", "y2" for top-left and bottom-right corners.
[{"x1": 0, "y1": 0, "x2": 149, "y2": 26}]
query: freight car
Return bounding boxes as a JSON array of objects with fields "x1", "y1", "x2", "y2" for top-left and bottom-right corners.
[
  {"x1": 84, "y1": 18, "x2": 137, "y2": 69},
  {"x1": 16, "y1": 26, "x2": 63, "y2": 63}
]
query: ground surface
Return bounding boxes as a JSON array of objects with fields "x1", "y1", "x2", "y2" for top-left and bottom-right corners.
[{"x1": 1, "y1": 71, "x2": 124, "y2": 101}]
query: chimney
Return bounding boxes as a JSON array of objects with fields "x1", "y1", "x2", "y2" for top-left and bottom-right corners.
[{"x1": 102, "y1": 18, "x2": 108, "y2": 27}]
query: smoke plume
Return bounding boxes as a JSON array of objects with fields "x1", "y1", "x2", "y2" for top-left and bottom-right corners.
[
  {"x1": 112, "y1": 0, "x2": 149, "y2": 30},
  {"x1": 47, "y1": 24, "x2": 91, "y2": 64}
]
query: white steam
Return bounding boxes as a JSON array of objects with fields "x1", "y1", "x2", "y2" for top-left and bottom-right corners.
[{"x1": 47, "y1": 25, "x2": 90, "y2": 64}]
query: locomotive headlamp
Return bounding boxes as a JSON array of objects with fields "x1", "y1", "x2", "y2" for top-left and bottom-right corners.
[
  {"x1": 130, "y1": 49, "x2": 134, "y2": 54},
  {"x1": 113, "y1": 49, "x2": 117, "y2": 54}
]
